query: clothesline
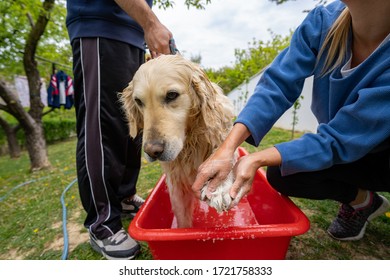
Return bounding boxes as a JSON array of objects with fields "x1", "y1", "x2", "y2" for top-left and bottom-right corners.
[{"x1": 18, "y1": 51, "x2": 72, "y2": 71}]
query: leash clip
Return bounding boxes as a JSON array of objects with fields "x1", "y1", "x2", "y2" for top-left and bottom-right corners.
[{"x1": 169, "y1": 38, "x2": 179, "y2": 55}]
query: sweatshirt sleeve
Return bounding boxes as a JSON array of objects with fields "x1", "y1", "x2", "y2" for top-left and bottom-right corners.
[
  {"x1": 235, "y1": 5, "x2": 326, "y2": 146},
  {"x1": 275, "y1": 77, "x2": 390, "y2": 176}
]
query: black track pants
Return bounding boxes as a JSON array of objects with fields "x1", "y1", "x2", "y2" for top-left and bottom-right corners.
[
  {"x1": 267, "y1": 148, "x2": 390, "y2": 204},
  {"x1": 71, "y1": 37, "x2": 143, "y2": 239}
]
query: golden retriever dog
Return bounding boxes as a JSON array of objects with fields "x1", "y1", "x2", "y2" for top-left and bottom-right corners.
[{"x1": 120, "y1": 55, "x2": 238, "y2": 228}]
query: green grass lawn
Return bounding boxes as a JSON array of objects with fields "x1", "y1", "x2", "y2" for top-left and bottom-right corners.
[{"x1": 0, "y1": 128, "x2": 389, "y2": 260}]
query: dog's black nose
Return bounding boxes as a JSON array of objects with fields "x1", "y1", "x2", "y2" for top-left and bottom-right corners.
[{"x1": 144, "y1": 141, "x2": 164, "y2": 159}]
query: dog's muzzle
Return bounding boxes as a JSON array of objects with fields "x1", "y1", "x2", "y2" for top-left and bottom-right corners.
[{"x1": 144, "y1": 140, "x2": 165, "y2": 161}]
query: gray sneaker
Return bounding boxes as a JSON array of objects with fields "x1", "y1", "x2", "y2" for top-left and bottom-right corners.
[
  {"x1": 90, "y1": 229, "x2": 140, "y2": 260},
  {"x1": 327, "y1": 193, "x2": 390, "y2": 241},
  {"x1": 121, "y1": 194, "x2": 145, "y2": 218}
]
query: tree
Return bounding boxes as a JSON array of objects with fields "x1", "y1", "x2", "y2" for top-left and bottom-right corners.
[
  {"x1": 291, "y1": 95, "x2": 304, "y2": 139},
  {"x1": 0, "y1": 0, "x2": 70, "y2": 162},
  {"x1": 155, "y1": 0, "x2": 211, "y2": 9},
  {"x1": 0, "y1": 0, "x2": 58, "y2": 170},
  {"x1": 0, "y1": 0, "x2": 70, "y2": 80},
  {"x1": 205, "y1": 32, "x2": 292, "y2": 94},
  {"x1": 269, "y1": 0, "x2": 328, "y2": 5}
]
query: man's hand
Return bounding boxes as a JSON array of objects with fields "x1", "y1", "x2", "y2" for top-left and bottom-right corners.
[{"x1": 115, "y1": 0, "x2": 173, "y2": 56}]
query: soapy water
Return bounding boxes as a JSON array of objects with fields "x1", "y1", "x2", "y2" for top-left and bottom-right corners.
[{"x1": 171, "y1": 196, "x2": 259, "y2": 229}]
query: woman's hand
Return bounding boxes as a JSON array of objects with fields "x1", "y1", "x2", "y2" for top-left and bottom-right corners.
[
  {"x1": 229, "y1": 147, "x2": 282, "y2": 206},
  {"x1": 192, "y1": 123, "x2": 251, "y2": 199},
  {"x1": 229, "y1": 153, "x2": 260, "y2": 206},
  {"x1": 193, "y1": 146, "x2": 282, "y2": 207},
  {"x1": 192, "y1": 147, "x2": 235, "y2": 200}
]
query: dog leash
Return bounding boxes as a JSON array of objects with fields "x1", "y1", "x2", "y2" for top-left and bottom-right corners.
[
  {"x1": 169, "y1": 38, "x2": 180, "y2": 55},
  {"x1": 144, "y1": 38, "x2": 179, "y2": 56}
]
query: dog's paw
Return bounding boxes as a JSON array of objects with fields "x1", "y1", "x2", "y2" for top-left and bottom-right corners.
[{"x1": 200, "y1": 172, "x2": 234, "y2": 213}]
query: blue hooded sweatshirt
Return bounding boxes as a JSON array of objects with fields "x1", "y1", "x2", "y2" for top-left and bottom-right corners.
[
  {"x1": 66, "y1": 0, "x2": 153, "y2": 49},
  {"x1": 235, "y1": 0, "x2": 390, "y2": 176}
]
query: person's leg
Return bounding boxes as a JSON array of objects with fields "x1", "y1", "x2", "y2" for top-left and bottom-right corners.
[
  {"x1": 267, "y1": 149, "x2": 390, "y2": 202},
  {"x1": 267, "y1": 148, "x2": 390, "y2": 240},
  {"x1": 97, "y1": 37, "x2": 144, "y2": 215},
  {"x1": 98, "y1": 37, "x2": 145, "y2": 219},
  {"x1": 72, "y1": 37, "x2": 143, "y2": 258}
]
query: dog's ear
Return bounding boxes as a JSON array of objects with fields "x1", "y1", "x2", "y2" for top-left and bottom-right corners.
[
  {"x1": 191, "y1": 64, "x2": 232, "y2": 130},
  {"x1": 190, "y1": 63, "x2": 234, "y2": 144},
  {"x1": 119, "y1": 81, "x2": 143, "y2": 138},
  {"x1": 190, "y1": 66, "x2": 218, "y2": 123}
]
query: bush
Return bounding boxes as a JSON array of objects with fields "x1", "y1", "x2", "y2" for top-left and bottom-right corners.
[
  {"x1": 0, "y1": 108, "x2": 76, "y2": 155},
  {"x1": 43, "y1": 118, "x2": 76, "y2": 143}
]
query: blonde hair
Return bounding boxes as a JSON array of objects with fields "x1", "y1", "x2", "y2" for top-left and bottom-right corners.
[{"x1": 317, "y1": 7, "x2": 352, "y2": 75}]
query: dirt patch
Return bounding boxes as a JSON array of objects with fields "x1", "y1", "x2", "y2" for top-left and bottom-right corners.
[
  {"x1": 45, "y1": 220, "x2": 89, "y2": 254},
  {"x1": 4, "y1": 249, "x2": 33, "y2": 260},
  {"x1": 45, "y1": 209, "x2": 89, "y2": 255}
]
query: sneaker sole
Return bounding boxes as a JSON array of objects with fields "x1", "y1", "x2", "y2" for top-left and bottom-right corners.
[
  {"x1": 90, "y1": 238, "x2": 140, "y2": 260},
  {"x1": 327, "y1": 195, "x2": 390, "y2": 241}
]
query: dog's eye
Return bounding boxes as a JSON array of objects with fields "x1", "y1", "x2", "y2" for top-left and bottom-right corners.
[
  {"x1": 134, "y1": 98, "x2": 143, "y2": 107},
  {"x1": 165, "y1": 91, "x2": 179, "y2": 103}
]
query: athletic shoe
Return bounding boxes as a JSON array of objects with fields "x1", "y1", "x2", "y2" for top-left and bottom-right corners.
[
  {"x1": 121, "y1": 194, "x2": 145, "y2": 218},
  {"x1": 90, "y1": 229, "x2": 140, "y2": 260},
  {"x1": 327, "y1": 192, "x2": 390, "y2": 241}
]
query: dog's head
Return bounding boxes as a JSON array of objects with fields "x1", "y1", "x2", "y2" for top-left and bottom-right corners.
[{"x1": 120, "y1": 55, "x2": 233, "y2": 162}]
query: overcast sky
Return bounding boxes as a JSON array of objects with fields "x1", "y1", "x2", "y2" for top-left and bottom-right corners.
[{"x1": 154, "y1": 0, "x2": 335, "y2": 69}]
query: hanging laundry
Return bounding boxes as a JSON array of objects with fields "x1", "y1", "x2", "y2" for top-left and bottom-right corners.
[{"x1": 47, "y1": 70, "x2": 74, "y2": 109}]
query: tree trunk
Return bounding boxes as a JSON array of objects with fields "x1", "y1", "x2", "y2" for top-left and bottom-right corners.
[
  {"x1": 8, "y1": 128, "x2": 21, "y2": 158},
  {"x1": 0, "y1": 78, "x2": 50, "y2": 171},
  {"x1": 0, "y1": 0, "x2": 55, "y2": 170},
  {"x1": 0, "y1": 117, "x2": 21, "y2": 158},
  {"x1": 25, "y1": 122, "x2": 50, "y2": 171},
  {"x1": 0, "y1": 79, "x2": 50, "y2": 171},
  {"x1": 21, "y1": 0, "x2": 55, "y2": 170}
]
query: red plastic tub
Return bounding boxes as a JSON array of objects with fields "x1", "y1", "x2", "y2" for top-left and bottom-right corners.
[{"x1": 129, "y1": 147, "x2": 310, "y2": 260}]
